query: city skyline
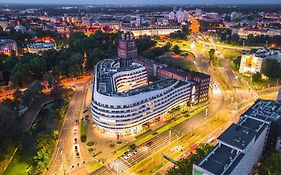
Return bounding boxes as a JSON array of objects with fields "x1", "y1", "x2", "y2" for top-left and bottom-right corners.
[{"x1": 3, "y1": 0, "x2": 281, "y2": 4}]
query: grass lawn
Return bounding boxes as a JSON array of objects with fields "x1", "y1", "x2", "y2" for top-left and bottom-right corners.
[
  {"x1": 85, "y1": 161, "x2": 103, "y2": 172},
  {"x1": 244, "y1": 77, "x2": 278, "y2": 90},
  {"x1": 81, "y1": 120, "x2": 88, "y2": 136},
  {"x1": 3, "y1": 148, "x2": 34, "y2": 175},
  {"x1": 3, "y1": 99, "x2": 70, "y2": 175},
  {"x1": 158, "y1": 53, "x2": 197, "y2": 71}
]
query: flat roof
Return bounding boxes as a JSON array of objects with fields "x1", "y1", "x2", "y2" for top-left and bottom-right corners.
[
  {"x1": 96, "y1": 59, "x2": 188, "y2": 97},
  {"x1": 198, "y1": 144, "x2": 244, "y2": 175},
  {"x1": 196, "y1": 116, "x2": 269, "y2": 175},
  {"x1": 242, "y1": 100, "x2": 281, "y2": 122},
  {"x1": 218, "y1": 123, "x2": 257, "y2": 150}
]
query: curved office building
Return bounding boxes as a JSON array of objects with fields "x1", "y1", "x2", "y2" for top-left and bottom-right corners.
[{"x1": 91, "y1": 59, "x2": 192, "y2": 136}]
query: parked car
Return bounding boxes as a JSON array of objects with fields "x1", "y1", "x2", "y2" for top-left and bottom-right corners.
[{"x1": 145, "y1": 141, "x2": 152, "y2": 147}]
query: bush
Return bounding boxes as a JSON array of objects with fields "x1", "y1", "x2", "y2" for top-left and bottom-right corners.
[
  {"x1": 110, "y1": 143, "x2": 115, "y2": 147},
  {"x1": 88, "y1": 148, "x2": 94, "y2": 152},
  {"x1": 117, "y1": 140, "x2": 122, "y2": 144},
  {"x1": 81, "y1": 135, "x2": 87, "y2": 142},
  {"x1": 51, "y1": 130, "x2": 59, "y2": 140},
  {"x1": 87, "y1": 142, "x2": 95, "y2": 146},
  {"x1": 130, "y1": 144, "x2": 136, "y2": 150}
]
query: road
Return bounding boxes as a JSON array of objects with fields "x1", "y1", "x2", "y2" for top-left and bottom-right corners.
[
  {"x1": 91, "y1": 84, "x2": 225, "y2": 175},
  {"x1": 46, "y1": 84, "x2": 89, "y2": 175},
  {"x1": 221, "y1": 60, "x2": 240, "y2": 88}
]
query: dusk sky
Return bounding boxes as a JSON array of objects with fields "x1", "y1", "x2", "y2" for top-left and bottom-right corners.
[{"x1": 3, "y1": 0, "x2": 281, "y2": 4}]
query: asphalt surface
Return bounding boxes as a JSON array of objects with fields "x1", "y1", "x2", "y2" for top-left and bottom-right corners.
[
  {"x1": 47, "y1": 85, "x2": 88, "y2": 175},
  {"x1": 93, "y1": 91, "x2": 224, "y2": 175}
]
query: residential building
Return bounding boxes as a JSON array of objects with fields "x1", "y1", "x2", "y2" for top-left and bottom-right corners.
[
  {"x1": 121, "y1": 26, "x2": 181, "y2": 37},
  {"x1": 239, "y1": 48, "x2": 281, "y2": 74},
  {"x1": 27, "y1": 42, "x2": 56, "y2": 54},
  {"x1": 0, "y1": 39, "x2": 18, "y2": 55}
]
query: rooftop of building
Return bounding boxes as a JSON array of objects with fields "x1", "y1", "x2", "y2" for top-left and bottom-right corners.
[
  {"x1": 218, "y1": 116, "x2": 268, "y2": 150},
  {"x1": 28, "y1": 42, "x2": 56, "y2": 48},
  {"x1": 96, "y1": 59, "x2": 187, "y2": 97},
  {"x1": 0, "y1": 39, "x2": 16, "y2": 45},
  {"x1": 197, "y1": 144, "x2": 244, "y2": 175},
  {"x1": 122, "y1": 26, "x2": 180, "y2": 30},
  {"x1": 136, "y1": 57, "x2": 210, "y2": 80},
  {"x1": 246, "y1": 48, "x2": 281, "y2": 58},
  {"x1": 196, "y1": 116, "x2": 269, "y2": 175},
  {"x1": 242, "y1": 100, "x2": 281, "y2": 122}
]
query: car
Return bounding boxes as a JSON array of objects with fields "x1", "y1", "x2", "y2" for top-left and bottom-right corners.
[
  {"x1": 145, "y1": 141, "x2": 152, "y2": 147},
  {"x1": 74, "y1": 138, "x2": 78, "y2": 144},
  {"x1": 74, "y1": 128, "x2": 77, "y2": 134},
  {"x1": 75, "y1": 145, "x2": 78, "y2": 150},
  {"x1": 83, "y1": 107, "x2": 88, "y2": 113},
  {"x1": 123, "y1": 155, "x2": 130, "y2": 160},
  {"x1": 76, "y1": 152, "x2": 80, "y2": 158},
  {"x1": 132, "y1": 149, "x2": 138, "y2": 155},
  {"x1": 75, "y1": 118, "x2": 79, "y2": 124}
]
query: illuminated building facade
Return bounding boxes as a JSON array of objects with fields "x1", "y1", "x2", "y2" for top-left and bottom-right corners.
[
  {"x1": 121, "y1": 26, "x2": 181, "y2": 37},
  {"x1": 27, "y1": 42, "x2": 56, "y2": 54},
  {"x1": 0, "y1": 39, "x2": 18, "y2": 55},
  {"x1": 91, "y1": 32, "x2": 193, "y2": 136},
  {"x1": 189, "y1": 15, "x2": 200, "y2": 33},
  {"x1": 239, "y1": 48, "x2": 281, "y2": 74}
]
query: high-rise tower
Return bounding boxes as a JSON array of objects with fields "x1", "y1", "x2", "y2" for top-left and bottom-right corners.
[{"x1": 118, "y1": 32, "x2": 138, "y2": 68}]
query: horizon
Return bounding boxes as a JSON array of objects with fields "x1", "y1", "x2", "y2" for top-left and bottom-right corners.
[{"x1": 2, "y1": 0, "x2": 281, "y2": 5}]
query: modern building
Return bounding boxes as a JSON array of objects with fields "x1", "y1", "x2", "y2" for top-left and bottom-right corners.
[
  {"x1": 27, "y1": 42, "x2": 56, "y2": 54},
  {"x1": 121, "y1": 26, "x2": 181, "y2": 37},
  {"x1": 135, "y1": 57, "x2": 210, "y2": 104},
  {"x1": 241, "y1": 100, "x2": 281, "y2": 150},
  {"x1": 0, "y1": 39, "x2": 18, "y2": 55},
  {"x1": 91, "y1": 32, "x2": 194, "y2": 136},
  {"x1": 193, "y1": 99, "x2": 281, "y2": 175},
  {"x1": 239, "y1": 48, "x2": 281, "y2": 74},
  {"x1": 193, "y1": 116, "x2": 270, "y2": 175}
]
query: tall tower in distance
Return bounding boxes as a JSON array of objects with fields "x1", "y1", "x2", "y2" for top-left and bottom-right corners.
[{"x1": 118, "y1": 32, "x2": 138, "y2": 68}]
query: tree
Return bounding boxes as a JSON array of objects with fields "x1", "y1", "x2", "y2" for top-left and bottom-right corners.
[
  {"x1": 0, "y1": 101, "x2": 21, "y2": 161},
  {"x1": 257, "y1": 151, "x2": 281, "y2": 174},
  {"x1": 13, "y1": 89, "x2": 23, "y2": 108},
  {"x1": 10, "y1": 62, "x2": 33, "y2": 87},
  {"x1": 261, "y1": 59, "x2": 281, "y2": 78},
  {"x1": 21, "y1": 80, "x2": 44, "y2": 106},
  {"x1": 136, "y1": 36, "x2": 157, "y2": 53},
  {"x1": 167, "y1": 144, "x2": 212, "y2": 175},
  {"x1": 208, "y1": 49, "x2": 216, "y2": 64},
  {"x1": 173, "y1": 45, "x2": 181, "y2": 55},
  {"x1": 252, "y1": 72, "x2": 262, "y2": 82},
  {"x1": 233, "y1": 56, "x2": 241, "y2": 71},
  {"x1": 33, "y1": 134, "x2": 55, "y2": 172}
]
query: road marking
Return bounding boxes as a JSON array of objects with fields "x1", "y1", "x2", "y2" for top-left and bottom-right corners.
[{"x1": 120, "y1": 157, "x2": 132, "y2": 167}]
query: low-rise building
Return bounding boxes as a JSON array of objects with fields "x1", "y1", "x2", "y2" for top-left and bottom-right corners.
[
  {"x1": 232, "y1": 28, "x2": 281, "y2": 38},
  {"x1": 27, "y1": 42, "x2": 56, "y2": 54},
  {"x1": 0, "y1": 39, "x2": 17, "y2": 55},
  {"x1": 239, "y1": 48, "x2": 281, "y2": 74},
  {"x1": 121, "y1": 26, "x2": 181, "y2": 37}
]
